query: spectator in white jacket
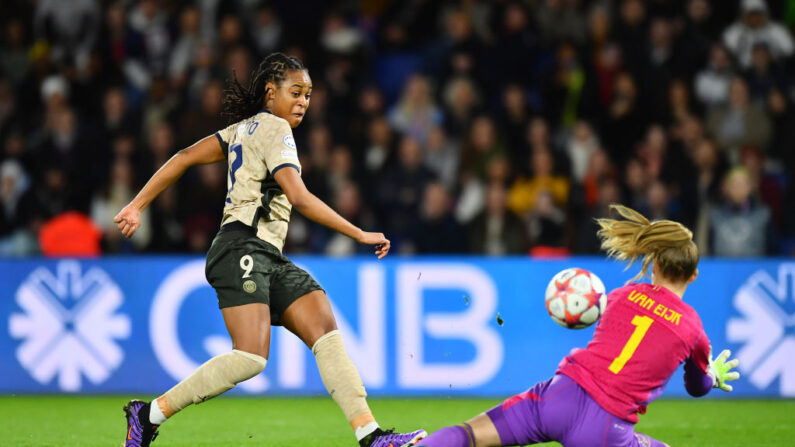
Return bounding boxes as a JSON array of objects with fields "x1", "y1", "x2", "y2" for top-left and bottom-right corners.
[{"x1": 723, "y1": 0, "x2": 793, "y2": 69}]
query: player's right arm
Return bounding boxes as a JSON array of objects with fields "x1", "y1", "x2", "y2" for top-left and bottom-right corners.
[
  {"x1": 273, "y1": 166, "x2": 391, "y2": 259},
  {"x1": 114, "y1": 135, "x2": 225, "y2": 238}
]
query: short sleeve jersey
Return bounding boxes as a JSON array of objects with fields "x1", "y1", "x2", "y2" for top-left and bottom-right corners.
[
  {"x1": 214, "y1": 111, "x2": 300, "y2": 251},
  {"x1": 558, "y1": 282, "x2": 710, "y2": 423}
]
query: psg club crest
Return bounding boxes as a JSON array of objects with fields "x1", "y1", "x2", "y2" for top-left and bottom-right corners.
[{"x1": 8, "y1": 261, "x2": 130, "y2": 391}]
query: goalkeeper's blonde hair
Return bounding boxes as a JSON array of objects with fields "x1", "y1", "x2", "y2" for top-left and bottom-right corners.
[{"x1": 597, "y1": 204, "x2": 698, "y2": 283}]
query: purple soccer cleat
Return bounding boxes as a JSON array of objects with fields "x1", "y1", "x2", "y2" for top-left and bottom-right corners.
[
  {"x1": 361, "y1": 428, "x2": 427, "y2": 447},
  {"x1": 123, "y1": 399, "x2": 159, "y2": 447}
]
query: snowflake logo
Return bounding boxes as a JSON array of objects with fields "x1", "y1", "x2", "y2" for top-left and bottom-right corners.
[
  {"x1": 8, "y1": 261, "x2": 131, "y2": 391},
  {"x1": 727, "y1": 263, "x2": 795, "y2": 396}
]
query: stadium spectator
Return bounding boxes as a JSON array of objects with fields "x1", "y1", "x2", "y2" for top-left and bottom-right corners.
[
  {"x1": 1, "y1": 0, "x2": 794, "y2": 257},
  {"x1": 499, "y1": 83, "x2": 530, "y2": 158},
  {"x1": 600, "y1": 72, "x2": 647, "y2": 164},
  {"x1": 492, "y1": 2, "x2": 538, "y2": 87},
  {"x1": 620, "y1": 157, "x2": 648, "y2": 212},
  {"x1": 250, "y1": 5, "x2": 283, "y2": 55},
  {"x1": 468, "y1": 181, "x2": 527, "y2": 255},
  {"x1": 508, "y1": 149, "x2": 569, "y2": 215},
  {"x1": 723, "y1": 0, "x2": 794, "y2": 69},
  {"x1": 91, "y1": 158, "x2": 150, "y2": 252},
  {"x1": 579, "y1": 149, "x2": 616, "y2": 210},
  {"x1": 694, "y1": 44, "x2": 735, "y2": 112},
  {"x1": 707, "y1": 76, "x2": 772, "y2": 161},
  {"x1": 708, "y1": 167, "x2": 772, "y2": 256},
  {"x1": 414, "y1": 182, "x2": 466, "y2": 254},
  {"x1": 541, "y1": 41, "x2": 587, "y2": 130},
  {"x1": 679, "y1": 0, "x2": 722, "y2": 68},
  {"x1": 665, "y1": 79, "x2": 699, "y2": 127},
  {"x1": 387, "y1": 74, "x2": 442, "y2": 145},
  {"x1": 98, "y1": 1, "x2": 147, "y2": 92},
  {"x1": 460, "y1": 115, "x2": 506, "y2": 181},
  {"x1": 526, "y1": 189, "x2": 567, "y2": 254},
  {"x1": 442, "y1": 76, "x2": 481, "y2": 141},
  {"x1": 565, "y1": 121, "x2": 600, "y2": 183},
  {"x1": 535, "y1": 0, "x2": 586, "y2": 47},
  {"x1": 743, "y1": 43, "x2": 789, "y2": 104},
  {"x1": 178, "y1": 80, "x2": 226, "y2": 148},
  {"x1": 34, "y1": 0, "x2": 101, "y2": 72},
  {"x1": 683, "y1": 138, "x2": 729, "y2": 243},
  {"x1": 614, "y1": 0, "x2": 647, "y2": 77},
  {"x1": 423, "y1": 126, "x2": 460, "y2": 191},
  {"x1": 1, "y1": 18, "x2": 30, "y2": 86},
  {"x1": 145, "y1": 187, "x2": 185, "y2": 253},
  {"x1": 374, "y1": 135, "x2": 434, "y2": 250},
  {"x1": 323, "y1": 181, "x2": 375, "y2": 256},
  {"x1": 169, "y1": 5, "x2": 201, "y2": 88},
  {"x1": 128, "y1": 0, "x2": 173, "y2": 77},
  {"x1": 0, "y1": 159, "x2": 29, "y2": 237}
]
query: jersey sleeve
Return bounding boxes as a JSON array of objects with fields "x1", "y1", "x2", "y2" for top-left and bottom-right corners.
[
  {"x1": 690, "y1": 329, "x2": 710, "y2": 373},
  {"x1": 214, "y1": 123, "x2": 236, "y2": 158},
  {"x1": 683, "y1": 328, "x2": 712, "y2": 397},
  {"x1": 255, "y1": 118, "x2": 301, "y2": 175}
]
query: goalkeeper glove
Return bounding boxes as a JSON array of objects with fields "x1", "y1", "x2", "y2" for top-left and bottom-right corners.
[{"x1": 708, "y1": 347, "x2": 740, "y2": 392}]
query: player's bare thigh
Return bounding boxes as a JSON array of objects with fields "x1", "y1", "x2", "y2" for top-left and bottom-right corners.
[
  {"x1": 221, "y1": 302, "x2": 272, "y2": 359},
  {"x1": 281, "y1": 290, "x2": 338, "y2": 348}
]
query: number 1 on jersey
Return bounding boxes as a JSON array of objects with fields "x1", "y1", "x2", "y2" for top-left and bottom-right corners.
[{"x1": 609, "y1": 315, "x2": 654, "y2": 374}]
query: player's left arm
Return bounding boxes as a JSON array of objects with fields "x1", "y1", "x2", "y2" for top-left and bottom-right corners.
[
  {"x1": 115, "y1": 135, "x2": 225, "y2": 238},
  {"x1": 274, "y1": 167, "x2": 390, "y2": 259}
]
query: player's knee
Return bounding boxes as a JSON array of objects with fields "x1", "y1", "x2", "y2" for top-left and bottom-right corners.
[
  {"x1": 304, "y1": 311, "x2": 338, "y2": 347},
  {"x1": 233, "y1": 343, "x2": 270, "y2": 360}
]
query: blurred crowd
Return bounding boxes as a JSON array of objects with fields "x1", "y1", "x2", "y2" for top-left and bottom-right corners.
[{"x1": 1, "y1": 0, "x2": 794, "y2": 257}]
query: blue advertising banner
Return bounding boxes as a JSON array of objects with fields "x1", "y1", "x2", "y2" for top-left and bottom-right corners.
[{"x1": 1, "y1": 257, "x2": 793, "y2": 398}]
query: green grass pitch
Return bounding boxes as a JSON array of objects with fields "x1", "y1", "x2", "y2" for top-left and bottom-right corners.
[{"x1": 0, "y1": 395, "x2": 792, "y2": 446}]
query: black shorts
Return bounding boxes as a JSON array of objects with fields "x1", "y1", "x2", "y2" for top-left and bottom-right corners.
[{"x1": 204, "y1": 223, "x2": 323, "y2": 325}]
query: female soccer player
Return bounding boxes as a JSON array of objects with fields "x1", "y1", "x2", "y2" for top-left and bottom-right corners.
[
  {"x1": 114, "y1": 53, "x2": 426, "y2": 447},
  {"x1": 418, "y1": 204, "x2": 740, "y2": 447}
]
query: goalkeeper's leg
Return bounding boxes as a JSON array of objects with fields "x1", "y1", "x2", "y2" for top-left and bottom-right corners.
[{"x1": 632, "y1": 432, "x2": 670, "y2": 447}]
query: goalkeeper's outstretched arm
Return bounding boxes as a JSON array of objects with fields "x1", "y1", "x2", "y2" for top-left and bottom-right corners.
[
  {"x1": 684, "y1": 357, "x2": 713, "y2": 397},
  {"x1": 684, "y1": 347, "x2": 740, "y2": 397}
]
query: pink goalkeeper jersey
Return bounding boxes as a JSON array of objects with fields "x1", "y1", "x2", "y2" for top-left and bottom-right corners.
[{"x1": 558, "y1": 282, "x2": 710, "y2": 423}]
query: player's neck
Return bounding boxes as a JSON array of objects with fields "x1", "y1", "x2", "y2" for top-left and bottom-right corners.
[{"x1": 651, "y1": 279, "x2": 687, "y2": 299}]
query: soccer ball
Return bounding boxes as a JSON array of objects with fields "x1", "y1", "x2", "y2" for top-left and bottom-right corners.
[{"x1": 545, "y1": 268, "x2": 607, "y2": 329}]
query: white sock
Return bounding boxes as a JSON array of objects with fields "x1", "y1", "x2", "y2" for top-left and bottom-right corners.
[
  {"x1": 149, "y1": 399, "x2": 167, "y2": 425},
  {"x1": 355, "y1": 421, "x2": 380, "y2": 441}
]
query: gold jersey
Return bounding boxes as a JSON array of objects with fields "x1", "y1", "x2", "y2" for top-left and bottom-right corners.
[{"x1": 214, "y1": 111, "x2": 301, "y2": 252}]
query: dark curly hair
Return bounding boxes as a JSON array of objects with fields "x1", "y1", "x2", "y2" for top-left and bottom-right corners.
[{"x1": 223, "y1": 52, "x2": 306, "y2": 123}]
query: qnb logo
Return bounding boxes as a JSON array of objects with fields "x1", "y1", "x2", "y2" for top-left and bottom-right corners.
[
  {"x1": 727, "y1": 264, "x2": 795, "y2": 397},
  {"x1": 8, "y1": 261, "x2": 131, "y2": 391}
]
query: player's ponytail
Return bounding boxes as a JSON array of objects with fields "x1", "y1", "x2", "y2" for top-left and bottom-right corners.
[
  {"x1": 223, "y1": 52, "x2": 306, "y2": 123},
  {"x1": 596, "y1": 204, "x2": 698, "y2": 283}
]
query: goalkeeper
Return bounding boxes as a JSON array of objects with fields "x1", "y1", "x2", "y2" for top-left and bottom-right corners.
[{"x1": 418, "y1": 205, "x2": 740, "y2": 447}]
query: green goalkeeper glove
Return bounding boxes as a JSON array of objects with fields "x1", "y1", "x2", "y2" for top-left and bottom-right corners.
[{"x1": 708, "y1": 347, "x2": 740, "y2": 392}]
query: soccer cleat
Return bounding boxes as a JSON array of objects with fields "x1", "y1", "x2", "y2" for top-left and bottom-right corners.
[
  {"x1": 123, "y1": 399, "x2": 160, "y2": 447},
  {"x1": 360, "y1": 428, "x2": 427, "y2": 447}
]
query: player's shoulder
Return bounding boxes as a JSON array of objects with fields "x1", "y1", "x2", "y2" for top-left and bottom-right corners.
[
  {"x1": 607, "y1": 283, "x2": 638, "y2": 299},
  {"x1": 255, "y1": 111, "x2": 291, "y2": 128}
]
